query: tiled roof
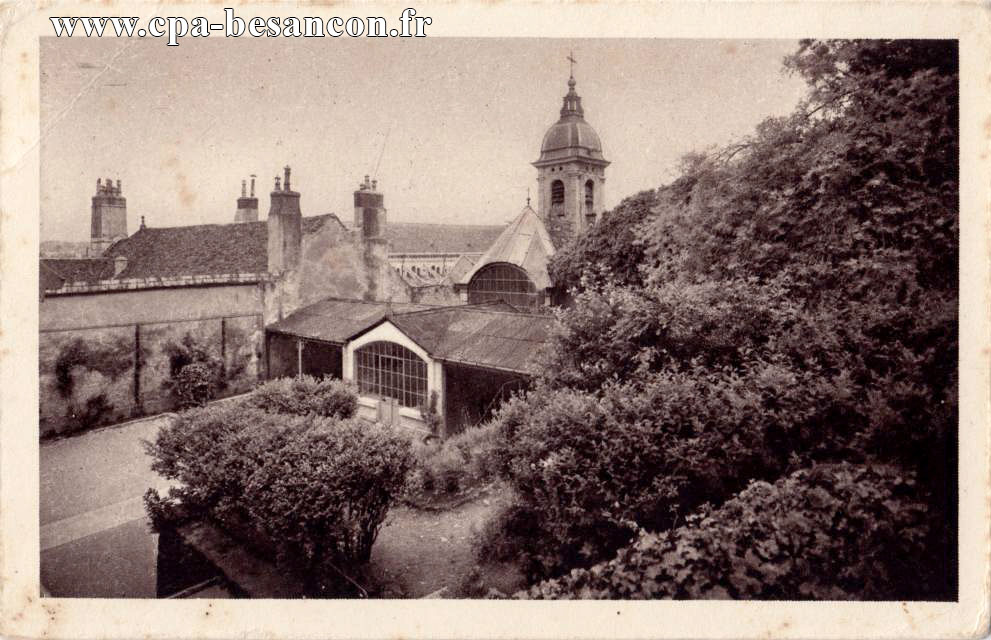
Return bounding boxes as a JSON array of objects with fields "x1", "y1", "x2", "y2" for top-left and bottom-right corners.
[
  {"x1": 40, "y1": 258, "x2": 113, "y2": 292},
  {"x1": 456, "y1": 205, "x2": 556, "y2": 289},
  {"x1": 267, "y1": 298, "x2": 434, "y2": 345},
  {"x1": 388, "y1": 305, "x2": 551, "y2": 373},
  {"x1": 101, "y1": 214, "x2": 342, "y2": 280},
  {"x1": 385, "y1": 223, "x2": 505, "y2": 254},
  {"x1": 40, "y1": 215, "x2": 500, "y2": 291}
]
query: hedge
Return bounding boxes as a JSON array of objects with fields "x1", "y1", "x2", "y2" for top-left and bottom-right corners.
[
  {"x1": 248, "y1": 375, "x2": 357, "y2": 419},
  {"x1": 144, "y1": 392, "x2": 411, "y2": 590},
  {"x1": 522, "y1": 463, "x2": 939, "y2": 600}
]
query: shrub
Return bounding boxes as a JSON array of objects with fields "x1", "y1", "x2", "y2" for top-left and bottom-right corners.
[
  {"x1": 246, "y1": 420, "x2": 412, "y2": 570},
  {"x1": 522, "y1": 463, "x2": 940, "y2": 600},
  {"x1": 249, "y1": 375, "x2": 357, "y2": 419},
  {"x1": 406, "y1": 422, "x2": 502, "y2": 500},
  {"x1": 162, "y1": 334, "x2": 224, "y2": 408},
  {"x1": 417, "y1": 390, "x2": 443, "y2": 437},
  {"x1": 168, "y1": 363, "x2": 217, "y2": 409},
  {"x1": 144, "y1": 392, "x2": 411, "y2": 590},
  {"x1": 492, "y1": 361, "x2": 859, "y2": 579}
]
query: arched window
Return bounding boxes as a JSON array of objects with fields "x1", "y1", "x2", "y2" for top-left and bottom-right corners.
[
  {"x1": 354, "y1": 341, "x2": 427, "y2": 408},
  {"x1": 585, "y1": 180, "x2": 594, "y2": 210},
  {"x1": 551, "y1": 180, "x2": 565, "y2": 205},
  {"x1": 468, "y1": 263, "x2": 540, "y2": 310}
]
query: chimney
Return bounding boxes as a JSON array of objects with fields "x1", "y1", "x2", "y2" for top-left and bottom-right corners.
[
  {"x1": 90, "y1": 175, "x2": 127, "y2": 255},
  {"x1": 267, "y1": 165, "x2": 302, "y2": 274},
  {"x1": 353, "y1": 176, "x2": 390, "y2": 301},
  {"x1": 353, "y1": 175, "x2": 386, "y2": 239},
  {"x1": 234, "y1": 175, "x2": 259, "y2": 223},
  {"x1": 113, "y1": 255, "x2": 128, "y2": 277}
]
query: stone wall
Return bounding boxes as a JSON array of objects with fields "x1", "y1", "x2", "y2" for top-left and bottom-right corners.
[
  {"x1": 40, "y1": 314, "x2": 264, "y2": 437},
  {"x1": 410, "y1": 284, "x2": 464, "y2": 306},
  {"x1": 39, "y1": 284, "x2": 266, "y2": 437},
  {"x1": 270, "y1": 219, "x2": 411, "y2": 322}
]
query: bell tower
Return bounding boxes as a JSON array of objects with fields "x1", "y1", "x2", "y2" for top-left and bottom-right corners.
[
  {"x1": 532, "y1": 55, "x2": 609, "y2": 247},
  {"x1": 90, "y1": 177, "x2": 127, "y2": 255}
]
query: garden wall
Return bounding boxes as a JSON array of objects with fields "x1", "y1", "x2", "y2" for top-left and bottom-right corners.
[{"x1": 39, "y1": 284, "x2": 265, "y2": 437}]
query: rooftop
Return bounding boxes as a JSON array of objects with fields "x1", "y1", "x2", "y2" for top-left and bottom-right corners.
[
  {"x1": 41, "y1": 216, "x2": 505, "y2": 293},
  {"x1": 456, "y1": 204, "x2": 556, "y2": 289},
  {"x1": 267, "y1": 298, "x2": 435, "y2": 345},
  {"x1": 389, "y1": 304, "x2": 552, "y2": 373},
  {"x1": 384, "y1": 222, "x2": 505, "y2": 254},
  {"x1": 103, "y1": 215, "x2": 342, "y2": 280},
  {"x1": 268, "y1": 297, "x2": 553, "y2": 373}
]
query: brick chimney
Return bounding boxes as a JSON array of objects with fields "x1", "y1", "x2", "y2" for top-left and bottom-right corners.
[
  {"x1": 353, "y1": 176, "x2": 391, "y2": 301},
  {"x1": 90, "y1": 176, "x2": 127, "y2": 255},
  {"x1": 353, "y1": 174, "x2": 387, "y2": 239},
  {"x1": 234, "y1": 175, "x2": 259, "y2": 223},
  {"x1": 267, "y1": 166, "x2": 302, "y2": 274}
]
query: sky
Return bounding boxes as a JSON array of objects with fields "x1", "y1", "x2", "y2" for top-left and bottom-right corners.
[{"x1": 40, "y1": 38, "x2": 809, "y2": 241}]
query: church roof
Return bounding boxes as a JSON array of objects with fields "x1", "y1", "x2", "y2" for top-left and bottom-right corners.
[
  {"x1": 101, "y1": 214, "x2": 343, "y2": 280},
  {"x1": 455, "y1": 204, "x2": 556, "y2": 290},
  {"x1": 384, "y1": 222, "x2": 505, "y2": 254}
]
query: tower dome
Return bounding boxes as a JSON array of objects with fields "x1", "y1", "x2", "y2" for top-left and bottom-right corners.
[
  {"x1": 532, "y1": 66, "x2": 610, "y2": 245},
  {"x1": 536, "y1": 75, "x2": 607, "y2": 164}
]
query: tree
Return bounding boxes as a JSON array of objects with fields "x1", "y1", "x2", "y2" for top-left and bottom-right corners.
[{"x1": 496, "y1": 40, "x2": 957, "y2": 597}]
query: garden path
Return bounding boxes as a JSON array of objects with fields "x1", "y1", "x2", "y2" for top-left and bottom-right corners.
[{"x1": 368, "y1": 486, "x2": 524, "y2": 598}]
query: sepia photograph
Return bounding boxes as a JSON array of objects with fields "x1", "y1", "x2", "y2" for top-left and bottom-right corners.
[
  {"x1": 2, "y1": 2, "x2": 989, "y2": 638},
  {"x1": 35, "y1": 33, "x2": 960, "y2": 601}
]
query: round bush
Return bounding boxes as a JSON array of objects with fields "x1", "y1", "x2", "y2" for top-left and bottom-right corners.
[{"x1": 249, "y1": 375, "x2": 357, "y2": 419}]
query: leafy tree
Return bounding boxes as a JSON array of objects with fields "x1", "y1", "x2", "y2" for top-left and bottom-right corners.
[{"x1": 496, "y1": 39, "x2": 957, "y2": 597}]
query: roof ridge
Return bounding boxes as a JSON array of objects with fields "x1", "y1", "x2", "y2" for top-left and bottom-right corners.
[
  {"x1": 389, "y1": 221, "x2": 506, "y2": 228},
  {"x1": 390, "y1": 303, "x2": 552, "y2": 320},
  {"x1": 141, "y1": 212, "x2": 340, "y2": 232}
]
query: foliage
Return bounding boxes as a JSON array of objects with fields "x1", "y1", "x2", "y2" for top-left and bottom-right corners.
[
  {"x1": 54, "y1": 336, "x2": 132, "y2": 398},
  {"x1": 548, "y1": 189, "x2": 659, "y2": 293},
  {"x1": 249, "y1": 375, "x2": 357, "y2": 419},
  {"x1": 162, "y1": 334, "x2": 225, "y2": 409},
  {"x1": 67, "y1": 392, "x2": 115, "y2": 433},
  {"x1": 522, "y1": 463, "x2": 942, "y2": 600},
  {"x1": 144, "y1": 383, "x2": 411, "y2": 589},
  {"x1": 417, "y1": 390, "x2": 444, "y2": 437},
  {"x1": 406, "y1": 422, "x2": 502, "y2": 500},
  {"x1": 492, "y1": 39, "x2": 957, "y2": 596},
  {"x1": 492, "y1": 361, "x2": 866, "y2": 578},
  {"x1": 245, "y1": 419, "x2": 413, "y2": 570},
  {"x1": 168, "y1": 363, "x2": 217, "y2": 409}
]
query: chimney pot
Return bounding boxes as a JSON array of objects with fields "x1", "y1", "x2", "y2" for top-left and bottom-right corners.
[
  {"x1": 116, "y1": 179, "x2": 122, "y2": 194},
  {"x1": 372, "y1": 179, "x2": 378, "y2": 191},
  {"x1": 250, "y1": 175, "x2": 256, "y2": 197},
  {"x1": 275, "y1": 176, "x2": 281, "y2": 191},
  {"x1": 283, "y1": 165, "x2": 291, "y2": 191},
  {"x1": 241, "y1": 179, "x2": 247, "y2": 197}
]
